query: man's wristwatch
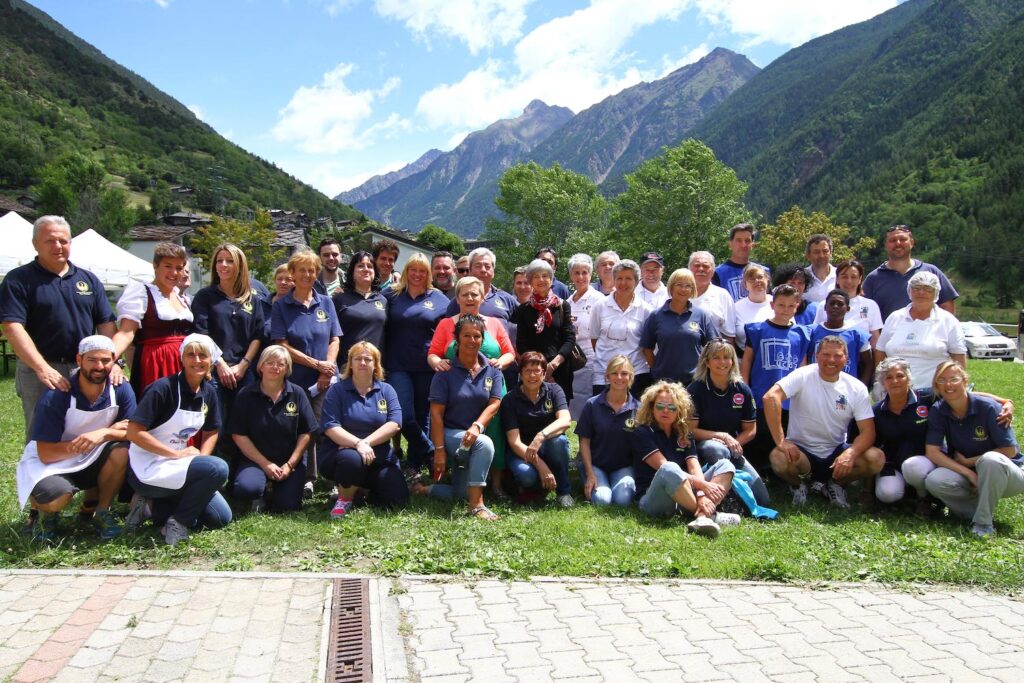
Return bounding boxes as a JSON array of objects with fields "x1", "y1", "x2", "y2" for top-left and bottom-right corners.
[{"x1": 115, "y1": 358, "x2": 127, "y2": 368}]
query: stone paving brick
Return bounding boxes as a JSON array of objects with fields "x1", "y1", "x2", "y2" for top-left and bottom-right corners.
[
  {"x1": 534, "y1": 627, "x2": 582, "y2": 655},
  {"x1": 492, "y1": 621, "x2": 540, "y2": 645},
  {"x1": 543, "y1": 648, "x2": 599, "y2": 679},
  {"x1": 602, "y1": 621, "x2": 660, "y2": 648},
  {"x1": 546, "y1": 597, "x2": 592, "y2": 618},
  {"x1": 497, "y1": 641, "x2": 549, "y2": 670},
  {"x1": 454, "y1": 632, "x2": 503, "y2": 660},
  {"x1": 664, "y1": 652, "x2": 728, "y2": 682},
  {"x1": 572, "y1": 634, "x2": 628, "y2": 663},
  {"x1": 508, "y1": 664, "x2": 555, "y2": 682},
  {"x1": 844, "y1": 664, "x2": 903, "y2": 682},
  {"x1": 418, "y1": 647, "x2": 469, "y2": 676},
  {"x1": 624, "y1": 643, "x2": 678, "y2": 672},
  {"x1": 522, "y1": 608, "x2": 564, "y2": 631}
]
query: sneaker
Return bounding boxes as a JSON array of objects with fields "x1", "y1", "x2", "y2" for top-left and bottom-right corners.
[
  {"x1": 826, "y1": 481, "x2": 849, "y2": 509},
  {"x1": 713, "y1": 512, "x2": 741, "y2": 527},
  {"x1": 402, "y1": 466, "x2": 422, "y2": 486},
  {"x1": 302, "y1": 481, "x2": 315, "y2": 499},
  {"x1": 970, "y1": 523, "x2": 996, "y2": 538},
  {"x1": 686, "y1": 516, "x2": 721, "y2": 539},
  {"x1": 32, "y1": 512, "x2": 58, "y2": 543},
  {"x1": 161, "y1": 517, "x2": 190, "y2": 547},
  {"x1": 327, "y1": 486, "x2": 340, "y2": 506},
  {"x1": 330, "y1": 498, "x2": 354, "y2": 519},
  {"x1": 78, "y1": 499, "x2": 98, "y2": 524},
  {"x1": 810, "y1": 480, "x2": 826, "y2": 497},
  {"x1": 791, "y1": 483, "x2": 808, "y2": 506},
  {"x1": 557, "y1": 494, "x2": 575, "y2": 508},
  {"x1": 94, "y1": 508, "x2": 123, "y2": 541},
  {"x1": 20, "y1": 510, "x2": 39, "y2": 537},
  {"x1": 250, "y1": 498, "x2": 267, "y2": 514},
  {"x1": 125, "y1": 495, "x2": 151, "y2": 532}
]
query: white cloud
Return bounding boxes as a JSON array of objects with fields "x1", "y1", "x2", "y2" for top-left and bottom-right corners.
[
  {"x1": 659, "y1": 43, "x2": 711, "y2": 77},
  {"x1": 324, "y1": 0, "x2": 357, "y2": 17},
  {"x1": 695, "y1": 0, "x2": 898, "y2": 48},
  {"x1": 446, "y1": 130, "x2": 471, "y2": 149},
  {"x1": 187, "y1": 104, "x2": 205, "y2": 121},
  {"x1": 286, "y1": 159, "x2": 417, "y2": 197},
  {"x1": 374, "y1": 0, "x2": 532, "y2": 54},
  {"x1": 270, "y1": 64, "x2": 406, "y2": 154},
  {"x1": 154, "y1": 0, "x2": 171, "y2": 8}
]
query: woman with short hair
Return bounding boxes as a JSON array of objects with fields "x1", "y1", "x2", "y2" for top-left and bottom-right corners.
[
  {"x1": 512, "y1": 259, "x2": 576, "y2": 400},
  {"x1": 724, "y1": 263, "x2": 772, "y2": 350},
  {"x1": 814, "y1": 259, "x2": 883, "y2": 348},
  {"x1": 589, "y1": 259, "x2": 652, "y2": 398},
  {"x1": 640, "y1": 268, "x2": 718, "y2": 385},
  {"x1": 333, "y1": 251, "x2": 388, "y2": 365},
  {"x1": 567, "y1": 253, "x2": 606, "y2": 420}
]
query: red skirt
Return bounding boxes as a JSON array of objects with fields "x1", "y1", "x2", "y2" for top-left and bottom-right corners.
[{"x1": 138, "y1": 334, "x2": 187, "y2": 393}]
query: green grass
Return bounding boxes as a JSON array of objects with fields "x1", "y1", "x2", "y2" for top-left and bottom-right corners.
[{"x1": 2, "y1": 362, "x2": 1024, "y2": 589}]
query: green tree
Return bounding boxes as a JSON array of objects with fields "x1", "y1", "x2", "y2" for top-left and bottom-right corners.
[
  {"x1": 96, "y1": 187, "x2": 135, "y2": 246},
  {"x1": 190, "y1": 209, "x2": 284, "y2": 283},
  {"x1": 756, "y1": 206, "x2": 876, "y2": 268},
  {"x1": 148, "y1": 180, "x2": 178, "y2": 218},
  {"x1": 416, "y1": 223, "x2": 465, "y2": 256},
  {"x1": 613, "y1": 139, "x2": 749, "y2": 270},
  {"x1": 483, "y1": 162, "x2": 609, "y2": 282},
  {"x1": 34, "y1": 152, "x2": 108, "y2": 232}
]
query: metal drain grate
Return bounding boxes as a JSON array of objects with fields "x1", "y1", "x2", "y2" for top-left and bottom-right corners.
[{"x1": 326, "y1": 578, "x2": 372, "y2": 682}]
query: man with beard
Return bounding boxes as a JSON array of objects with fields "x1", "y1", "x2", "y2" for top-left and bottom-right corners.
[
  {"x1": 315, "y1": 238, "x2": 344, "y2": 297},
  {"x1": 432, "y1": 250, "x2": 457, "y2": 298},
  {"x1": 15, "y1": 336, "x2": 137, "y2": 542},
  {"x1": 863, "y1": 224, "x2": 958, "y2": 320}
]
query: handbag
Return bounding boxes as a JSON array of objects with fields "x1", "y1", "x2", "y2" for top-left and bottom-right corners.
[{"x1": 568, "y1": 343, "x2": 588, "y2": 371}]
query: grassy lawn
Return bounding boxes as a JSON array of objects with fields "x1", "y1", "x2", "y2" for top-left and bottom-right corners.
[{"x1": 2, "y1": 361, "x2": 1024, "y2": 590}]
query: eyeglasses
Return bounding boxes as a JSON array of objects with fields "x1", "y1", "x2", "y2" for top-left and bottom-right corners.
[
  {"x1": 654, "y1": 402, "x2": 678, "y2": 412},
  {"x1": 457, "y1": 268, "x2": 470, "y2": 275},
  {"x1": 886, "y1": 224, "x2": 913, "y2": 234},
  {"x1": 935, "y1": 375, "x2": 964, "y2": 386}
]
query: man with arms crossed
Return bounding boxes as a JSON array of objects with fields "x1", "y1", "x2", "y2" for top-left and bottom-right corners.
[{"x1": 863, "y1": 224, "x2": 958, "y2": 319}]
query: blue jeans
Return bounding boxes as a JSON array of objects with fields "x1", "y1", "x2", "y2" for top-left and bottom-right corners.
[
  {"x1": 590, "y1": 465, "x2": 635, "y2": 507},
  {"x1": 507, "y1": 435, "x2": 571, "y2": 496},
  {"x1": 428, "y1": 428, "x2": 495, "y2": 501},
  {"x1": 129, "y1": 456, "x2": 232, "y2": 529},
  {"x1": 638, "y1": 460, "x2": 735, "y2": 518},
  {"x1": 233, "y1": 459, "x2": 307, "y2": 512},
  {"x1": 388, "y1": 370, "x2": 434, "y2": 467},
  {"x1": 696, "y1": 439, "x2": 770, "y2": 506}
]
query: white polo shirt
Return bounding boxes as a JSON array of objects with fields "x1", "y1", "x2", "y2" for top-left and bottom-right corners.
[
  {"x1": 876, "y1": 304, "x2": 966, "y2": 389},
  {"x1": 691, "y1": 284, "x2": 734, "y2": 334},
  {"x1": 637, "y1": 282, "x2": 668, "y2": 310},
  {"x1": 804, "y1": 265, "x2": 837, "y2": 303},
  {"x1": 589, "y1": 293, "x2": 653, "y2": 378}
]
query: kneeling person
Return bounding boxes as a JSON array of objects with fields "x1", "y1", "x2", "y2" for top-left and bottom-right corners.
[
  {"x1": 16, "y1": 335, "x2": 136, "y2": 541},
  {"x1": 765, "y1": 336, "x2": 884, "y2": 507}
]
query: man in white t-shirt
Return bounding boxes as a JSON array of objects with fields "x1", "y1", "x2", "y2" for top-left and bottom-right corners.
[
  {"x1": 764, "y1": 336, "x2": 884, "y2": 508},
  {"x1": 688, "y1": 251, "x2": 734, "y2": 333}
]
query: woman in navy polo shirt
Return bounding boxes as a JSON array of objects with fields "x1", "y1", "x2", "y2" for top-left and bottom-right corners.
[
  {"x1": 578, "y1": 355, "x2": 638, "y2": 508},
  {"x1": 640, "y1": 268, "x2": 719, "y2": 385},
  {"x1": 271, "y1": 249, "x2": 341, "y2": 491},
  {"x1": 412, "y1": 315, "x2": 503, "y2": 521},
  {"x1": 686, "y1": 340, "x2": 768, "y2": 506},
  {"x1": 384, "y1": 254, "x2": 450, "y2": 476},
  {"x1": 631, "y1": 381, "x2": 738, "y2": 538},
  {"x1": 500, "y1": 352, "x2": 573, "y2": 506},
  {"x1": 319, "y1": 342, "x2": 407, "y2": 517},
  {"x1": 125, "y1": 334, "x2": 231, "y2": 547},
  {"x1": 229, "y1": 345, "x2": 316, "y2": 513},
  {"x1": 333, "y1": 251, "x2": 388, "y2": 365}
]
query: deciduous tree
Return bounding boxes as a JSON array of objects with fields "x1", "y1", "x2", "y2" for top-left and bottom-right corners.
[
  {"x1": 756, "y1": 206, "x2": 875, "y2": 268},
  {"x1": 191, "y1": 209, "x2": 284, "y2": 283}
]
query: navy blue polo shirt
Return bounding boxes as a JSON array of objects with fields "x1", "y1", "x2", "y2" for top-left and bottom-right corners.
[
  {"x1": 499, "y1": 381, "x2": 568, "y2": 444},
  {"x1": 631, "y1": 425, "x2": 697, "y2": 499},
  {"x1": 926, "y1": 394, "x2": 1021, "y2": 461},
  {"x1": 191, "y1": 286, "x2": 265, "y2": 364},
  {"x1": 686, "y1": 379, "x2": 756, "y2": 437},
  {"x1": 270, "y1": 291, "x2": 343, "y2": 387},
  {"x1": 131, "y1": 372, "x2": 220, "y2": 432},
  {"x1": 229, "y1": 380, "x2": 316, "y2": 464},
  {"x1": 552, "y1": 279, "x2": 570, "y2": 300},
  {"x1": 31, "y1": 375, "x2": 137, "y2": 443},
  {"x1": 321, "y1": 378, "x2": 402, "y2": 440},
  {"x1": 0, "y1": 259, "x2": 115, "y2": 362},
  {"x1": 250, "y1": 277, "x2": 271, "y2": 300},
  {"x1": 575, "y1": 391, "x2": 639, "y2": 471},
  {"x1": 874, "y1": 388, "x2": 935, "y2": 465},
  {"x1": 639, "y1": 302, "x2": 718, "y2": 383},
  {"x1": 712, "y1": 260, "x2": 771, "y2": 301},
  {"x1": 745, "y1": 320, "x2": 812, "y2": 408},
  {"x1": 444, "y1": 286, "x2": 518, "y2": 327},
  {"x1": 794, "y1": 301, "x2": 819, "y2": 326},
  {"x1": 808, "y1": 324, "x2": 870, "y2": 379},
  {"x1": 384, "y1": 288, "x2": 448, "y2": 373},
  {"x1": 862, "y1": 260, "x2": 958, "y2": 320},
  {"x1": 428, "y1": 353, "x2": 504, "y2": 430},
  {"x1": 333, "y1": 290, "x2": 388, "y2": 361}
]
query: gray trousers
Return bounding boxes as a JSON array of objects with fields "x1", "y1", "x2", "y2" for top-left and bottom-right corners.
[
  {"x1": 15, "y1": 360, "x2": 76, "y2": 444},
  {"x1": 924, "y1": 452, "x2": 1024, "y2": 526}
]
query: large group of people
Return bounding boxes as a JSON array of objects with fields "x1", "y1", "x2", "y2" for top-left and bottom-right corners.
[{"x1": 2, "y1": 216, "x2": 1021, "y2": 547}]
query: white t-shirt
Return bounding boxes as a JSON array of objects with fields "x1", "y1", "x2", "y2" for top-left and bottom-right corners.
[
  {"x1": 691, "y1": 284, "x2": 734, "y2": 334},
  {"x1": 116, "y1": 281, "x2": 193, "y2": 325},
  {"x1": 778, "y1": 364, "x2": 873, "y2": 457},
  {"x1": 726, "y1": 295, "x2": 773, "y2": 349},
  {"x1": 589, "y1": 293, "x2": 652, "y2": 377},
  {"x1": 813, "y1": 294, "x2": 883, "y2": 336},
  {"x1": 804, "y1": 265, "x2": 837, "y2": 303},
  {"x1": 637, "y1": 282, "x2": 668, "y2": 310},
  {"x1": 876, "y1": 305, "x2": 966, "y2": 389},
  {"x1": 568, "y1": 287, "x2": 605, "y2": 361}
]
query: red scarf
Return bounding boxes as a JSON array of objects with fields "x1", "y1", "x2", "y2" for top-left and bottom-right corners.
[{"x1": 530, "y1": 291, "x2": 561, "y2": 333}]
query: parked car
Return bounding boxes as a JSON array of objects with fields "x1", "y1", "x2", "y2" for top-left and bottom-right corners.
[{"x1": 962, "y1": 321, "x2": 1016, "y2": 361}]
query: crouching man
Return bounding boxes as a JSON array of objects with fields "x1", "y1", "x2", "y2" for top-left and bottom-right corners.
[{"x1": 16, "y1": 335, "x2": 137, "y2": 541}]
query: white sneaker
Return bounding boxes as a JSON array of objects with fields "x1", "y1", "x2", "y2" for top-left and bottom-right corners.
[
  {"x1": 791, "y1": 484, "x2": 808, "y2": 506},
  {"x1": 826, "y1": 481, "x2": 849, "y2": 509},
  {"x1": 970, "y1": 523, "x2": 996, "y2": 538},
  {"x1": 125, "y1": 495, "x2": 151, "y2": 531},
  {"x1": 303, "y1": 481, "x2": 315, "y2": 499},
  {"x1": 161, "y1": 517, "x2": 189, "y2": 547},
  {"x1": 810, "y1": 480, "x2": 826, "y2": 497},
  {"x1": 557, "y1": 494, "x2": 575, "y2": 508},
  {"x1": 686, "y1": 516, "x2": 721, "y2": 539},
  {"x1": 713, "y1": 512, "x2": 741, "y2": 527}
]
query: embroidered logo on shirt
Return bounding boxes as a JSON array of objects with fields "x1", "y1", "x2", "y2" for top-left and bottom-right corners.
[
  {"x1": 689, "y1": 322, "x2": 699, "y2": 331},
  {"x1": 835, "y1": 393, "x2": 848, "y2": 410},
  {"x1": 377, "y1": 398, "x2": 388, "y2": 414},
  {"x1": 75, "y1": 280, "x2": 92, "y2": 295},
  {"x1": 733, "y1": 393, "x2": 745, "y2": 406},
  {"x1": 242, "y1": 301, "x2": 253, "y2": 313},
  {"x1": 916, "y1": 405, "x2": 929, "y2": 418},
  {"x1": 424, "y1": 300, "x2": 435, "y2": 310},
  {"x1": 975, "y1": 426, "x2": 987, "y2": 440},
  {"x1": 484, "y1": 377, "x2": 494, "y2": 390},
  {"x1": 285, "y1": 401, "x2": 298, "y2": 416},
  {"x1": 375, "y1": 300, "x2": 384, "y2": 310},
  {"x1": 544, "y1": 398, "x2": 553, "y2": 411},
  {"x1": 201, "y1": 402, "x2": 209, "y2": 415},
  {"x1": 315, "y1": 309, "x2": 328, "y2": 322},
  {"x1": 624, "y1": 418, "x2": 636, "y2": 431},
  {"x1": 496, "y1": 300, "x2": 506, "y2": 310}
]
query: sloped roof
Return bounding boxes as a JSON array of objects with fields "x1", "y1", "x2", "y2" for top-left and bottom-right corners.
[{"x1": 129, "y1": 225, "x2": 194, "y2": 241}]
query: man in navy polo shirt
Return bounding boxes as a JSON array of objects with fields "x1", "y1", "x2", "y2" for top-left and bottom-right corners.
[
  {"x1": 444, "y1": 248, "x2": 518, "y2": 326},
  {"x1": 863, "y1": 224, "x2": 958, "y2": 320},
  {"x1": 0, "y1": 216, "x2": 117, "y2": 442}
]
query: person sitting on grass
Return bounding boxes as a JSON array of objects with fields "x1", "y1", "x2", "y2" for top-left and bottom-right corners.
[
  {"x1": 631, "y1": 381, "x2": 739, "y2": 539},
  {"x1": 501, "y1": 351, "x2": 574, "y2": 507},
  {"x1": 578, "y1": 355, "x2": 638, "y2": 508},
  {"x1": 920, "y1": 361, "x2": 1024, "y2": 538},
  {"x1": 808, "y1": 289, "x2": 872, "y2": 386},
  {"x1": 15, "y1": 335, "x2": 136, "y2": 542},
  {"x1": 765, "y1": 336, "x2": 884, "y2": 509}
]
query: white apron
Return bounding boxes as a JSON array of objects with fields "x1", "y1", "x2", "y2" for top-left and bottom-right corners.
[
  {"x1": 129, "y1": 379, "x2": 206, "y2": 489},
  {"x1": 16, "y1": 380, "x2": 120, "y2": 509}
]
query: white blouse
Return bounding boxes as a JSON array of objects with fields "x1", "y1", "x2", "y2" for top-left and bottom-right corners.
[
  {"x1": 877, "y1": 305, "x2": 966, "y2": 389},
  {"x1": 569, "y1": 287, "x2": 605, "y2": 361},
  {"x1": 117, "y1": 281, "x2": 193, "y2": 325},
  {"x1": 727, "y1": 296, "x2": 773, "y2": 349}
]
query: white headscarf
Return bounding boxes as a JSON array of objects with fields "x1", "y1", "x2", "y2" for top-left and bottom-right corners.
[
  {"x1": 78, "y1": 335, "x2": 116, "y2": 355},
  {"x1": 179, "y1": 333, "x2": 223, "y2": 365}
]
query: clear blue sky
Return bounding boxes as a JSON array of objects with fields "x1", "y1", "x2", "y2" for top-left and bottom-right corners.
[{"x1": 28, "y1": 0, "x2": 899, "y2": 197}]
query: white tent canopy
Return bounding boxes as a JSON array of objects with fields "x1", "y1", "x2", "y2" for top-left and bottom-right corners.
[{"x1": 0, "y1": 212, "x2": 36, "y2": 277}]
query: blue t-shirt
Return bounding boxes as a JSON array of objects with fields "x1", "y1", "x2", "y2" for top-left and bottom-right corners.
[
  {"x1": 862, "y1": 260, "x2": 958, "y2": 320},
  {"x1": 926, "y1": 394, "x2": 1021, "y2": 461},
  {"x1": 320, "y1": 378, "x2": 402, "y2": 441},
  {"x1": 191, "y1": 286, "x2": 265, "y2": 364},
  {"x1": 686, "y1": 379, "x2": 756, "y2": 438},
  {"x1": 575, "y1": 391, "x2": 639, "y2": 472},
  {"x1": 131, "y1": 372, "x2": 220, "y2": 433},
  {"x1": 713, "y1": 260, "x2": 771, "y2": 301},
  {"x1": 229, "y1": 380, "x2": 316, "y2": 465},
  {"x1": 444, "y1": 286, "x2": 518, "y2": 328},
  {"x1": 639, "y1": 302, "x2": 719, "y2": 383},
  {"x1": 31, "y1": 375, "x2": 137, "y2": 443},
  {"x1": 499, "y1": 382, "x2": 568, "y2": 444},
  {"x1": 332, "y1": 290, "x2": 388, "y2": 362},
  {"x1": 874, "y1": 388, "x2": 935, "y2": 466},
  {"x1": 0, "y1": 260, "x2": 115, "y2": 362},
  {"x1": 385, "y1": 289, "x2": 449, "y2": 373},
  {"x1": 630, "y1": 425, "x2": 697, "y2": 499},
  {"x1": 428, "y1": 353, "x2": 504, "y2": 430},
  {"x1": 794, "y1": 301, "x2": 819, "y2": 326},
  {"x1": 270, "y1": 291, "x2": 343, "y2": 387},
  {"x1": 745, "y1": 320, "x2": 811, "y2": 408},
  {"x1": 808, "y1": 324, "x2": 870, "y2": 380}
]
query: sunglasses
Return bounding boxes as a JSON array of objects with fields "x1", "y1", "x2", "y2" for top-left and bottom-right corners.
[
  {"x1": 654, "y1": 402, "x2": 678, "y2": 412},
  {"x1": 886, "y1": 224, "x2": 913, "y2": 234},
  {"x1": 457, "y1": 268, "x2": 470, "y2": 275}
]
